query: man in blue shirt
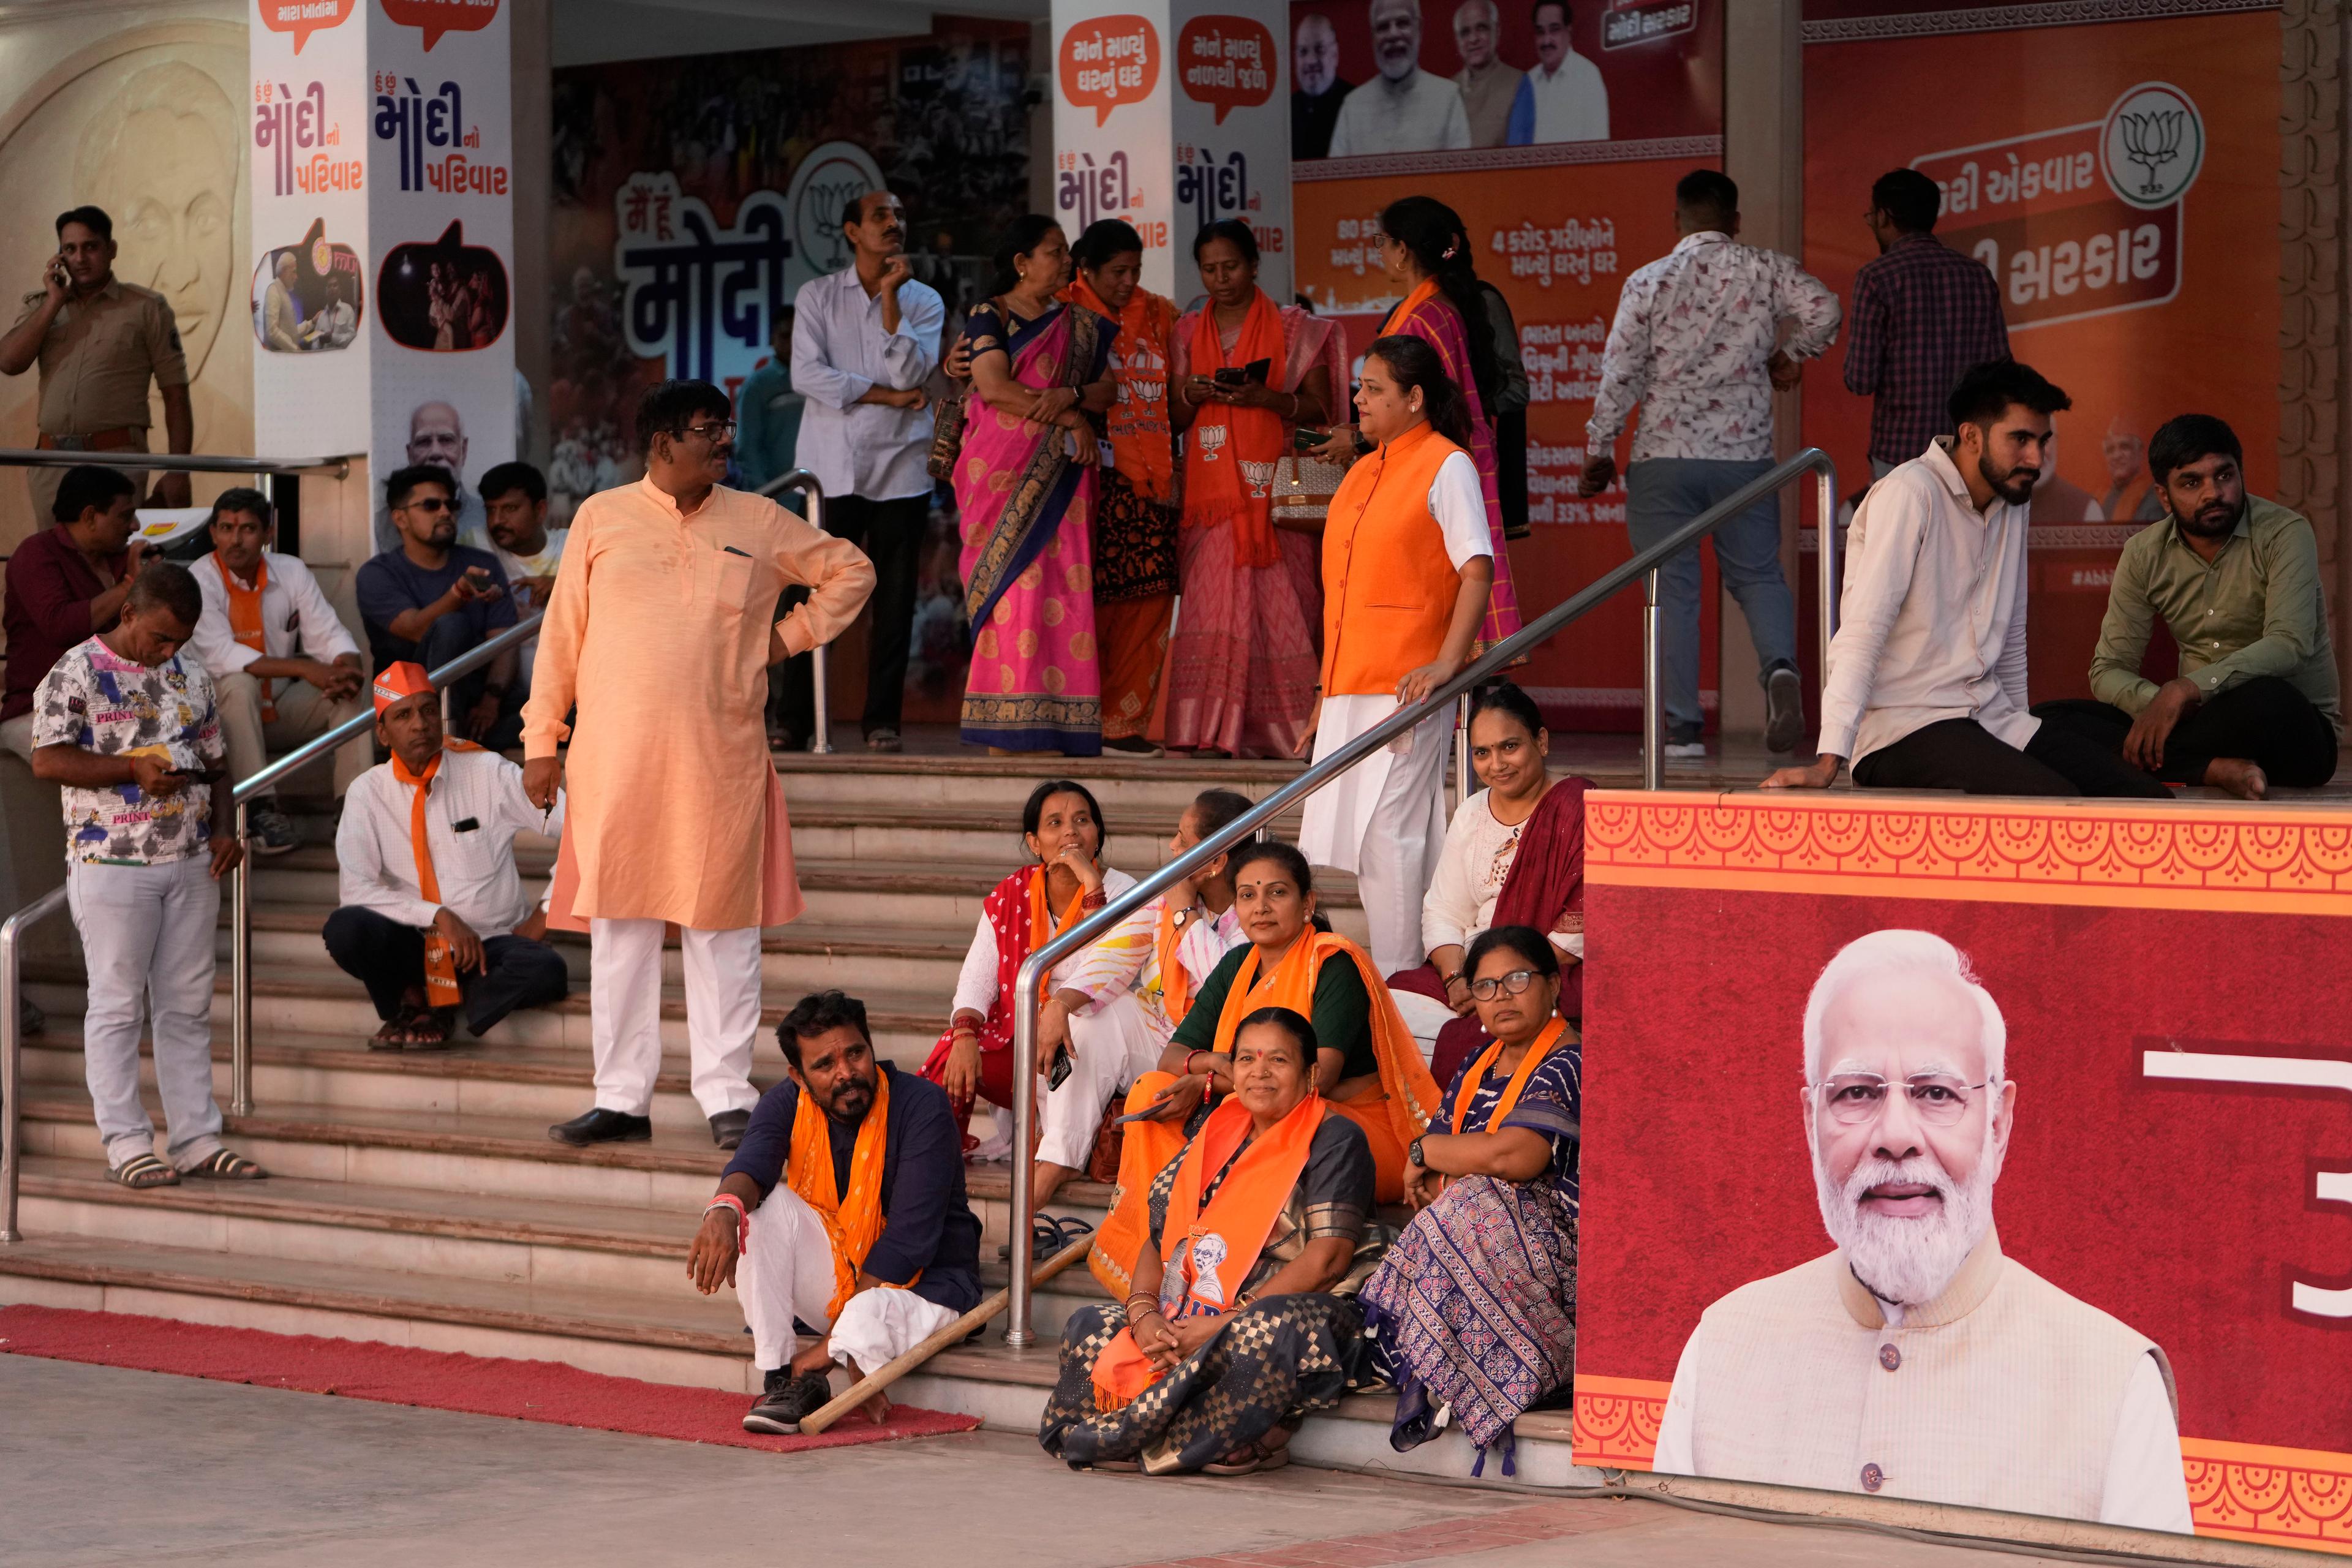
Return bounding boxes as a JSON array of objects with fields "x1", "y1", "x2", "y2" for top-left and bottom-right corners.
[
  {"x1": 354, "y1": 464, "x2": 520, "y2": 745},
  {"x1": 687, "y1": 989, "x2": 983, "y2": 1434},
  {"x1": 735, "y1": 308, "x2": 804, "y2": 499}
]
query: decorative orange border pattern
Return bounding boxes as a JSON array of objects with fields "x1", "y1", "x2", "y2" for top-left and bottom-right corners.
[
  {"x1": 1570, "y1": 1375, "x2": 1667, "y2": 1469},
  {"x1": 1584, "y1": 791, "x2": 2352, "y2": 916}
]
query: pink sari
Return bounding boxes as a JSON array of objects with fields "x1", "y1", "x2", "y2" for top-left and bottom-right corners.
[
  {"x1": 1164, "y1": 303, "x2": 1350, "y2": 757},
  {"x1": 1385, "y1": 287, "x2": 1523, "y2": 648},
  {"x1": 955, "y1": 302, "x2": 1114, "y2": 755}
]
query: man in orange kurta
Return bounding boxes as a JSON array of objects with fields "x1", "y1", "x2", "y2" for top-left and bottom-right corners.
[{"x1": 524, "y1": 380, "x2": 875, "y2": 1148}]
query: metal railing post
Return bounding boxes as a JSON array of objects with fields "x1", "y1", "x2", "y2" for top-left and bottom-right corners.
[
  {"x1": 1453, "y1": 692, "x2": 1472, "y2": 811},
  {"x1": 1, "y1": 886, "x2": 66, "y2": 1245},
  {"x1": 1817, "y1": 465, "x2": 1840, "y2": 668},
  {"x1": 1006, "y1": 954, "x2": 1042, "y2": 1346},
  {"x1": 1642, "y1": 569, "x2": 1664, "y2": 791},
  {"x1": 230, "y1": 799, "x2": 254, "y2": 1117}
]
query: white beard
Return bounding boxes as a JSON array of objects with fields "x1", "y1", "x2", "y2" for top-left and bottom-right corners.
[{"x1": 1813, "y1": 1129, "x2": 1996, "y2": 1308}]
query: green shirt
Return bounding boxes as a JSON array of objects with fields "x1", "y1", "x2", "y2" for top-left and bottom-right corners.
[
  {"x1": 2088, "y1": 496, "x2": 2340, "y2": 733},
  {"x1": 1168, "y1": 941, "x2": 1378, "y2": 1080}
]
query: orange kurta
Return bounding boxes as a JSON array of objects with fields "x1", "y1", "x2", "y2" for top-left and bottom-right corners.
[{"x1": 522, "y1": 476, "x2": 875, "y2": 930}]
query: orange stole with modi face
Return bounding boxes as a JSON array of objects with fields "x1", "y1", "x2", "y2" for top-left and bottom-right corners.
[{"x1": 1091, "y1": 1090, "x2": 1327, "y2": 1409}]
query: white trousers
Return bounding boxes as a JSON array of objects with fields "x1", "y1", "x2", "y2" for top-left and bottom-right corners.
[
  {"x1": 736, "y1": 1185, "x2": 960, "y2": 1373},
  {"x1": 67, "y1": 858, "x2": 225, "y2": 1169},
  {"x1": 588, "y1": 918, "x2": 762, "y2": 1118},
  {"x1": 1032, "y1": 989, "x2": 1166, "y2": 1170}
]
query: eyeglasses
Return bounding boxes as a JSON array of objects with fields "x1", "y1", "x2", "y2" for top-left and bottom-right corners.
[
  {"x1": 399, "y1": 496, "x2": 453, "y2": 514},
  {"x1": 1468, "y1": 968, "x2": 1542, "y2": 1001},
  {"x1": 1811, "y1": 1072, "x2": 1994, "y2": 1126},
  {"x1": 682, "y1": 420, "x2": 736, "y2": 441}
]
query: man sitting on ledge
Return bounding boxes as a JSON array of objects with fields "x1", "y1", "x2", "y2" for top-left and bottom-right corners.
[
  {"x1": 325, "y1": 662, "x2": 569, "y2": 1050},
  {"x1": 688, "y1": 989, "x2": 984, "y2": 1435},
  {"x1": 2030, "y1": 413, "x2": 2339, "y2": 799},
  {"x1": 1765, "y1": 360, "x2": 2169, "y2": 799}
]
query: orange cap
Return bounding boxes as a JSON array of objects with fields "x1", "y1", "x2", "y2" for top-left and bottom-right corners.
[{"x1": 371, "y1": 661, "x2": 434, "y2": 716}]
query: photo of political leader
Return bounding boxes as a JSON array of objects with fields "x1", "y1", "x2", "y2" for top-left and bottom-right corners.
[
  {"x1": 248, "y1": 221, "x2": 366, "y2": 355},
  {"x1": 1649, "y1": 929, "x2": 2193, "y2": 1535},
  {"x1": 376, "y1": 221, "x2": 510, "y2": 354}
]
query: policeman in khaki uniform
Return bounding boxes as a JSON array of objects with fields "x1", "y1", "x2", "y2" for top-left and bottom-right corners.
[{"x1": 0, "y1": 205, "x2": 193, "y2": 518}]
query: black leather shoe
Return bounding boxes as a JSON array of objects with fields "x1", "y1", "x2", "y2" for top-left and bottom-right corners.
[
  {"x1": 709, "y1": 1109, "x2": 751, "y2": 1150},
  {"x1": 548, "y1": 1107, "x2": 652, "y2": 1146},
  {"x1": 742, "y1": 1367, "x2": 834, "y2": 1434}
]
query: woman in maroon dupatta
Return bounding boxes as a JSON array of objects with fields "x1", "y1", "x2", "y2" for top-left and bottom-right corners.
[{"x1": 1392, "y1": 683, "x2": 1588, "y2": 1085}]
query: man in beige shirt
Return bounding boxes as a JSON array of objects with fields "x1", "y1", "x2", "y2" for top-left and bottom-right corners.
[
  {"x1": 1450, "y1": 0, "x2": 1524, "y2": 148},
  {"x1": 523, "y1": 380, "x2": 874, "y2": 1152},
  {"x1": 0, "y1": 205, "x2": 192, "y2": 518},
  {"x1": 1653, "y1": 929, "x2": 2192, "y2": 1534}
]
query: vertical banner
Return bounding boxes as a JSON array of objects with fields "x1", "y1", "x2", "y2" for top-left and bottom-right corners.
[
  {"x1": 250, "y1": 0, "x2": 372, "y2": 459},
  {"x1": 1800, "y1": 6, "x2": 2280, "y2": 704},
  {"x1": 1055, "y1": 6, "x2": 1177, "y2": 296},
  {"x1": 366, "y1": 0, "x2": 514, "y2": 549}
]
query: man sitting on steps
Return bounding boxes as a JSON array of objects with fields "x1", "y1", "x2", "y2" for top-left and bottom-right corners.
[
  {"x1": 688, "y1": 989, "x2": 984, "y2": 1435},
  {"x1": 324, "y1": 662, "x2": 570, "y2": 1050}
]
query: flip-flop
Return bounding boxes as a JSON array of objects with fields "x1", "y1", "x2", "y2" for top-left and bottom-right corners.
[
  {"x1": 1204, "y1": 1441, "x2": 1291, "y2": 1477},
  {"x1": 109, "y1": 1153, "x2": 179, "y2": 1189},
  {"x1": 183, "y1": 1149, "x2": 267, "y2": 1180}
]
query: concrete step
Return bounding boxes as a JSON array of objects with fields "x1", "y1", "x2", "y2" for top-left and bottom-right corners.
[{"x1": 771, "y1": 752, "x2": 1316, "y2": 816}]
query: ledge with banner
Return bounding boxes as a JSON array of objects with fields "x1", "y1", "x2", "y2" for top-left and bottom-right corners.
[{"x1": 1572, "y1": 788, "x2": 2352, "y2": 1556}]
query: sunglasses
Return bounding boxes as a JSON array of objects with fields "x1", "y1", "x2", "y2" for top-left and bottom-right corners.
[{"x1": 399, "y1": 496, "x2": 453, "y2": 514}]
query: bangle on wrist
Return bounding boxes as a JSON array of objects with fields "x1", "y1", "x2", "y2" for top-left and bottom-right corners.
[{"x1": 706, "y1": 1193, "x2": 750, "y2": 1253}]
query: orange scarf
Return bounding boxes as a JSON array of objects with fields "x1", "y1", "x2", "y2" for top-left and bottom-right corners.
[
  {"x1": 216, "y1": 551, "x2": 275, "y2": 722},
  {"x1": 1155, "y1": 902, "x2": 1196, "y2": 1025},
  {"x1": 1207, "y1": 930, "x2": 1442, "y2": 1157},
  {"x1": 1091, "y1": 1089, "x2": 1327, "y2": 1408},
  {"x1": 1182, "y1": 288, "x2": 1287, "y2": 567},
  {"x1": 1067, "y1": 276, "x2": 1177, "y2": 502},
  {"x1": 1029, "y1": 865, "x2": 1091, "y2": 952},
  {"x1": 391, "y1": 742, "x2": 481, "y2": 1008},
  {"x1": 1451, "y1": 1017, "x2": 1570, "y2": 1133},
  {"x1": 786, "y1": 1067, "x2": 907, "y2": 1319}
]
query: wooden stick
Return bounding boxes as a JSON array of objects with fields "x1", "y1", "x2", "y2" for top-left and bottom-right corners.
[{"x1": 799, "y1": 1231, "x2": 1096, "y2": 1434}]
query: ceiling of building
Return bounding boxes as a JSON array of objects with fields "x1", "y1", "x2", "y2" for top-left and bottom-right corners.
[{"x1": 552, "y1": 0, "x2": 1048, "y2": 67}]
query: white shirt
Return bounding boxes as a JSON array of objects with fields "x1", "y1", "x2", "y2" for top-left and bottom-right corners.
[
  {"x1": 790, "y1": 266, "x2": 946, "y2": 502},
  {"x1": 1818, "y1": 439, "x2": 2037, "y2": 766},
  {"x1": 1420, "y1": 787, "x2": 1585, "y2": 959},
  {"x1": 1586, "y1": 232, "x2": 1842, "y2": 464},
  {"x1": 951, "y1": 868, "x2": 1140, "y2": 1019},
  {"x1": 1521, "y1": 50, "x2": 1608, "y2": 143},
  {"x1": 187, "y1": 549, "x2": 361, "y2": 681},
  {"x1": 492, "y1": 530, "x2": 568, "y2": 685},
  {"x1": 336, "y1": 747, "x2": 565, "y2": 938},
  {"x1": 1327, "y1": 71, "x2": 1472, "y2": 157}
]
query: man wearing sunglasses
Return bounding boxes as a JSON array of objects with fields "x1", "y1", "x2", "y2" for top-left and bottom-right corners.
[
  {"x1": 354, "y1": 464, "x2": 521, "y2": 745},
  {"x1": 1651, "y1": 928, "x2": 2189, "y2": 1533}
]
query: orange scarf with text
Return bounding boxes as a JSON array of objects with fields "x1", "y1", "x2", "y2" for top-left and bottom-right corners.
[
  {"x1": 393, "y1": 741, "x2": 483, "y2": 1008},
  {"x1": 1090, "y1": 1089, "x2": 1327, "y2": 1408},
  {"x1": 1067, "y1": 275, "x2": 1177, "y2": 502},
  {"x1": 1181, "y1": 288, "x2": 1286, "y2": 567},
  {"x1": 1451, "y1": 1017, "x2": 1570, "y2": 1133},
  {"x1": 786, "y1": 1067, "x2": 910, "y2": 1319},
  {"x1": 217, "y1": 552, "x2": 275, "y2": 721}
]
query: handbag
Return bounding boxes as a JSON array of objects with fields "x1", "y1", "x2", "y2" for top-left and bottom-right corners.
[
  {"x1": 1269, "y1": 449, "x2": 1348, "y2": 530},
  {"x1": 927, "y1": 295, "x2": 1006, "y2": 483}
]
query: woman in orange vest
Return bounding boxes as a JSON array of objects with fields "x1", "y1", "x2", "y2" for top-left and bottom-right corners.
[{"x1": 1295, "y1": 333, "x2": 1496, "y2": 982}]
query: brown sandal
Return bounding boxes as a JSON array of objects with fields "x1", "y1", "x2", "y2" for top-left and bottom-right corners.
[
  {"x1": 183, "y1": 1149, "x2": 267, "y2": 1180},
  {"x1": 1204, "y1": 1439, "x2": 1291, "y2": 1476},
  {"x1": 110, "y1": 1153, "x2": 179, "y2": 1189}
]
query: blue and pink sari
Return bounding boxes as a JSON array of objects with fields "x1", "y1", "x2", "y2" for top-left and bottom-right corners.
[{"x1": 956, "y1": 301, "x2": 1115, "y2": 754}]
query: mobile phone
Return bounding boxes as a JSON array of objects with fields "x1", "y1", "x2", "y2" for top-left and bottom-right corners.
[
  {"x1": 1292, "y1": 425, "x2": 1325, "y2": 453},
  {"x1": 1213, "y1": 366, "x2": 1246, "y2": 387},
  {"x1": 1047, "y1": 1045, "x2": 1074, "y2": 1090},
  {"x1": 1112, "y1": 1102, "x2": 1173, "y2": 1127}
]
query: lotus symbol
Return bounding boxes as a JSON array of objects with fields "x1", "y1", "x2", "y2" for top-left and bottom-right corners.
[{"x1": 2119, "y1": 109, "x2": 2185, "y2": 198}]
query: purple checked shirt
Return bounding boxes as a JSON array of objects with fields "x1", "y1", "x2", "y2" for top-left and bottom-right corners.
[{"x1": 1842, "y1": 233, "x2": 2012, "y2": 467}]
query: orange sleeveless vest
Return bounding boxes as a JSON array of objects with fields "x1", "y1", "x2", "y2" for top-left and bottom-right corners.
[{"x1": 1319, "y1": 423, "x2": 1468, "y2": 696}]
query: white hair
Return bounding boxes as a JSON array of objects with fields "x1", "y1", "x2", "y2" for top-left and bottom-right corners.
[{"x1": 1801, "y1": 929, "x2": 2005, "y2": 1085}]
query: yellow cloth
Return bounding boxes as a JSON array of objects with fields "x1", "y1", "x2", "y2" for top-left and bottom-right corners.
[
  {"x1": 216, "y1": 551, "x2": 275, "y2": 722},
  {"x1": 521, "y1": 477, "x2": 875, "y2": 929},
  {"x1": 786, "y1": 1067, "x2": 907, "y2": 1319}
]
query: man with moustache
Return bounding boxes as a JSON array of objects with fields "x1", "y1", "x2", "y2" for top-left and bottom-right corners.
[
  {"x1": 687, "y1": 990, "x2": 982, "y2": 1434},
  {"x1": 1291, "y1": 12, "x2": 1355, "y2": 160},
  {"x1": 1763, "y1": 361, "x2": 2171, "y2": 797},
  {"x1": 354, "y1": 465, "x2": 520, "y2": 747},
  {"x1": 1329, "y1": 0, "x2": 1472, "y2": 157},
  {"x1": 1505, "y1": 0, "x2": 1607, "y2": 145},
  {"x1": 1653, "y1": 930, "x2": 2190, "y2": 1532},
  {"x1": 2035, "y1": 414, "x2": 2339, "y2": 799},
  {"x1": 372, "y1": 401, "x2": 492, "y2": 554}
]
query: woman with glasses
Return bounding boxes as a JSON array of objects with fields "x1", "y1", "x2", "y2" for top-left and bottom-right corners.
[{"x1": 1360, "y1": 924, "x2": 1580, "y2": 1477}]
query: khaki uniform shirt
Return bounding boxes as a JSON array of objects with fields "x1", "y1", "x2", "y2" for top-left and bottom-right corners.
[
  {"x1": 12, "y1": 279, "x2": 189, "y2": 436},
  {"x1": 2088, "y1": 495, "x2": 2341, "y2": 733}
]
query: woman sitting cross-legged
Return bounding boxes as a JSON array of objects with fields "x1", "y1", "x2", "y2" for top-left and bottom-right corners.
[
  {"x1": 1359, "y1": 924, "x2": 1581, "y2": 1477},
  {"x1": 1040, "y1": 1006, "x2": 1384, "y2": 1475}
]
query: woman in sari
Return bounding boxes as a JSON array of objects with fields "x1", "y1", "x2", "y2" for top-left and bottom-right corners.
[
  {"x1": 1042, "y1": 1006, "x2": 1382, "y2": 1474},
  {"x1": 956, "y1": 215, "x2": 1117, "y2": 756},
  {"x1": 1090, "y1": 840, "x2": 1440, "y2": 1297},
  {"x1": 922, "y1": 780, "x2": 1158, "y2": 1213},
  {"x1": 1361, "y1": 925, "x2": 1579, "y2": 1477},
  {"x1": 1066, "y1": 219, "x2": 1180, "y2": 756},
  {"x1": 1309, "y1": 196, "x2": 1521, "y2": 649},
  {"x1": 1400, "y1": 680, "x2": 1591, "y2": 1086},
  {"x1": 1164, "y1": 220, "x2": 1351, "y2": 759}
]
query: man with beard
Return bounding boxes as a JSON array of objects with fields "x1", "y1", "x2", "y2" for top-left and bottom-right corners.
[
  {"x1": 372, "y1": 402, "x2": 492, "y2": 554},
  {"x1": 2035, "y1": 415, "x2": 2339, "y2": 798},
  {"x1": 1653, "y1": 930, "x2": 2190, "y2": 1532},
  {"x1": 1763, "y1": 361, "x2": 2169, "y2": 797},
  {"x1": 355, "y1": 466, "x2": 520, "y2": 747},
  {"x1": 1329, "y1": 0, "x2": 1472, "y2": 157},
  {"x1": 687, "y1": 990, "x2": 982, "y2": 1434},
  {"x1": 1291, "y1": 12, "x2": 1354, "y2": 159}
]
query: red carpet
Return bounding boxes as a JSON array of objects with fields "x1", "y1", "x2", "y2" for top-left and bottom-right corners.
[{"x1": 0, "y1": 1305, "x2": 981, "y2": 1452}]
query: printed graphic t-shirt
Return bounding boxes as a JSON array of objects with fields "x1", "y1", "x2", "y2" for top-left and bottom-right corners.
[{"x1": 31, "y1": 635, "x2": 223, "y2": 866}]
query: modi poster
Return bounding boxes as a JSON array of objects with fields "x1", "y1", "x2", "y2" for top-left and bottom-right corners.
[
  {"x1": 1800, "y1": 2, "x2": 2281, "y2": 704},
  {"x1": 1574, "y1": 790, "x2": 2352, "y2": 1555}
]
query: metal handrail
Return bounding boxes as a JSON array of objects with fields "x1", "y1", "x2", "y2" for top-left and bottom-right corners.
[
  {"x1": 0, "y1": 886, "x2": 65, "y2": 1243},
  {"x1": 997, "y1": 446, "x2": 1839, "y2": 1344},
  {"x1": 0, "y1": 450, "x2": 357, "y2": 479},
  {"x1": 755, "y1": 469, "x2": 832, "y2": 755}
]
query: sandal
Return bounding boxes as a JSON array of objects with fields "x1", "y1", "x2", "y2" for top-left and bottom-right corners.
[
  {"x1": 404, "y1": 1009, "x2": 453, "y2": 1052},
  {"x1": 110, "y1": 1153, "x2": 179, "y2": 1189},
  {"x1": 183, "y1": 1149, "x2": 268, "y2": 1180},
  {"x1": 1204, "y1": 1439, "x2": 1291, "y2": 1476}
]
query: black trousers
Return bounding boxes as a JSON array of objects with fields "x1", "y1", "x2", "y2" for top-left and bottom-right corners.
[
  {"x1": 1494, "y1": 409, "x2": 1529, "y2": 539},
  {"x1": 1853, "y1": 716, "x2": 2173, "y2": 798},
  {"x1": 322, "y1": 905, "x2": 570, "y2": 1035},
  {"x1": 2031, "y1": 676, "x2": 2340, "y2": 789},
  {"x1": 774, "y1": 491, "x2": 930, "y2": 737}
]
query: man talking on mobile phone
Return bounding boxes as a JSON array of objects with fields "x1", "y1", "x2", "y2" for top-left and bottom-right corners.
[
  {"x1": 0, "y1": 206, "x2": 195, "y2": 519},
  {"x1": 355, "y1": 466, "x2": 522, "y2": 745}
]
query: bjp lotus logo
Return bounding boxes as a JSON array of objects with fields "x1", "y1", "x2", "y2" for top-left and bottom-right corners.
[
  {"x1": 1196, "y1": 424, "x2": 1227, "y2": 462},
  {"x1": 2100, "y1": 82, "x2": 2203, "y2": 211}
]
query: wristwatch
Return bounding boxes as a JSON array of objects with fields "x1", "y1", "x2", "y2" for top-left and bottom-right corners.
[{"x1": 1408, "y1": 1136, "x2": 1427, "y2": 1169}]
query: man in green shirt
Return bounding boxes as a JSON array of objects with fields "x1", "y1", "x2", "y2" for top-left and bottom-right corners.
[{"x1": 2035, "y1": 414, "x2": 2339, "y2": 797}]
